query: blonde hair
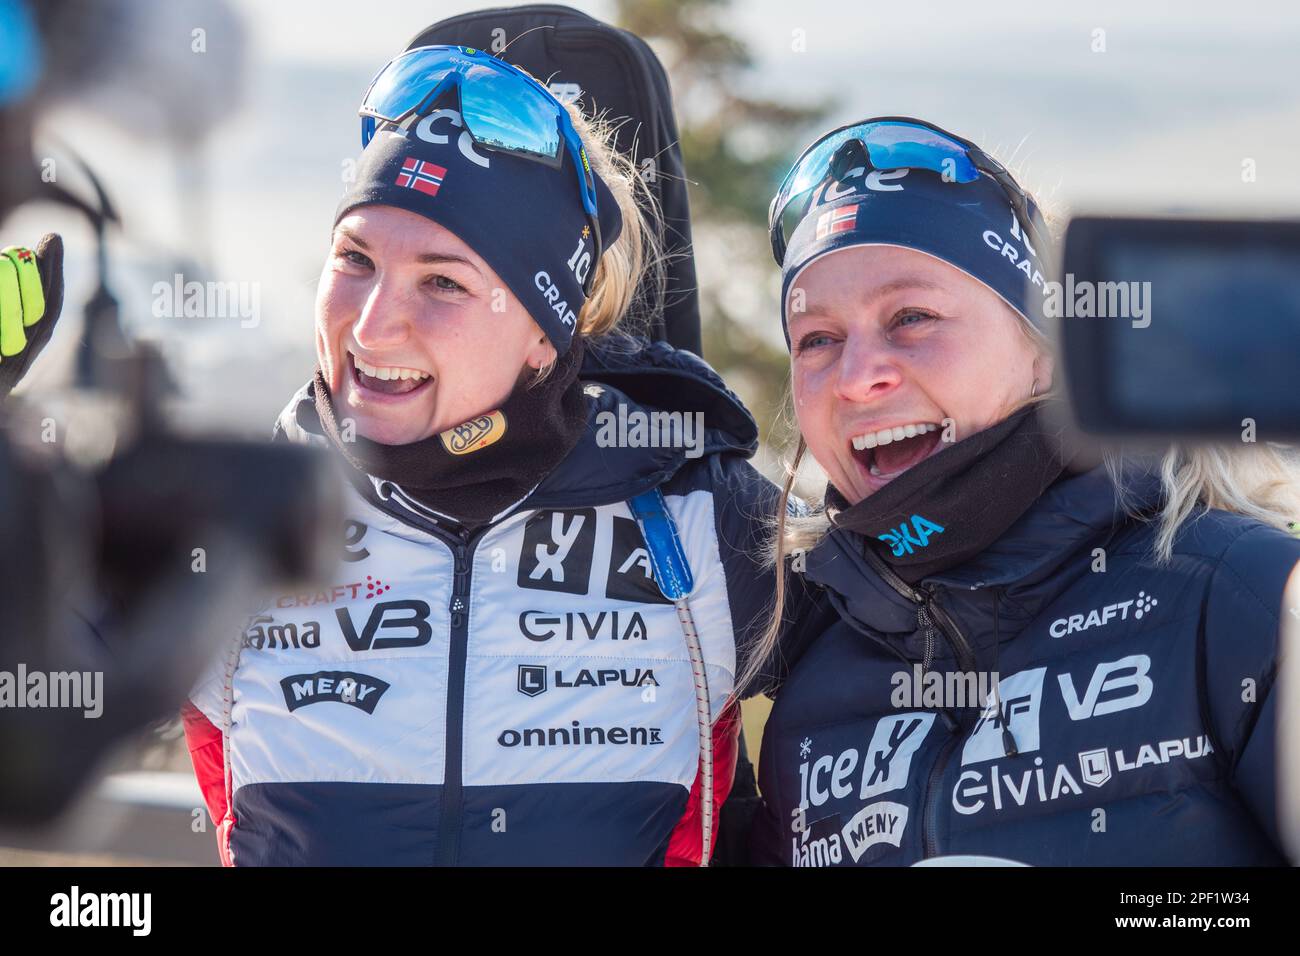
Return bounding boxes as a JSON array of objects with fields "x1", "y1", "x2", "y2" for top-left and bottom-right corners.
[
  {"x1": 525, "y1": 102, "x2": 665, "y2": 387},
  {"x1": 564, "y1": 103, "x2": 665, "y2": 340},
  {"x1": 737, "y1": 198, "x2": 1300, "y2": 698}
]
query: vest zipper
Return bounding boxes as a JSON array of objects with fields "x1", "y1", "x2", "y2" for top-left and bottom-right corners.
[
  {"x1": 435, "y1": 523, "x2": 489, "y2": 866},
  {"x1": 858, "y1": 546, "x2": 975, "y2": 859}
]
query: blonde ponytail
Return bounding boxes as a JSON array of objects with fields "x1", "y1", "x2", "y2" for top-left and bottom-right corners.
[{"x1": 562, "y1": 103, "x2": 665, "y2": 340}]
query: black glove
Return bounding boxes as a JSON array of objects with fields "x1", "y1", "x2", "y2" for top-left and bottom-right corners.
[{"x1": 0, "y1": 232, "x2": 65, "y2": 400}]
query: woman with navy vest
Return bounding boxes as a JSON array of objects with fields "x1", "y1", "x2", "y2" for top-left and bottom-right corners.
[
  {"x1": 746, "y1": 117, "x2": 1300, "y2": 865},
  {"x1": 180, "y1": 47, "x2": 793, "y2": 866}
]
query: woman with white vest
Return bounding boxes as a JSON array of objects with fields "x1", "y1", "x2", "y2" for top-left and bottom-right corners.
[{"x1": 181, "y1": 47, "x2": 795, "y2": 866}]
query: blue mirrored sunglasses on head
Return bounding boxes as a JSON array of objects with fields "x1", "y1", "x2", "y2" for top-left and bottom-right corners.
[
  {"x1": 768, "y1": 116, "x2": 1041, "y2": 265},
  {"x1": 359, "y1": 45, "x2": 603, "y2": 293}
]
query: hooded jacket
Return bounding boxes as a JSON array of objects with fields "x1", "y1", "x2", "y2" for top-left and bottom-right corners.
[
  {"x1": 183, "y1": 339, "x2": 786, "y2": 866},
  {"x1": 752, "y1": 466, "x2": 1300, "y2": 866}
]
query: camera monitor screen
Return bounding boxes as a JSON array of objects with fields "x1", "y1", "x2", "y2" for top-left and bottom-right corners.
[{"x1": 1059, "y1": 217, "x2": 1300, "y2": 439}]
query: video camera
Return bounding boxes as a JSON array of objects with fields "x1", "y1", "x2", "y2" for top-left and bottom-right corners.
[{"x1": 1053, "y1": 213, "x2": 1300, "y2": 859}]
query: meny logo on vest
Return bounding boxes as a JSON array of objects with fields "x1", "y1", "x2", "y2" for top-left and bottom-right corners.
[
  {"x1": 792, "y1": 801, "x2": 910, "y2": 867},
  {"x1": 280, "y1": 670, "x2": 391, "y2": 714}
]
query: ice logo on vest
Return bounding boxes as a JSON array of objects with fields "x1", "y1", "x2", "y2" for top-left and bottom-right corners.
[
  {"x1": 793, "y1": 713, "x2": 934, "y2": 866},
  {"x1": 877, "y1": 514, "x2": 945, "y2": 557}
]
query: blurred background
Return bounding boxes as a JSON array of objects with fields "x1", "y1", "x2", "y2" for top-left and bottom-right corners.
[{"x1": 3, "y1": 0, "x2": 1298, "y2": 864}]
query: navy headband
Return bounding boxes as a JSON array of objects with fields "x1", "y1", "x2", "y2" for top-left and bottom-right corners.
[
  {"x1": 779, "y1": 166, "x2": 1050, "y2": 346},
  {"x1": 336, "y1": 111, "x2": 622, "y2": 354}
]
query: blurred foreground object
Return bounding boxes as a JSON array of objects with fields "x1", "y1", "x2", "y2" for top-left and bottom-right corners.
[
  {"x1": 0, "y1": 233, "x2": 64, "y2": 398},
  {"x1": 1056, "y1": 216, "x2": 1300, "y2": 442},
  {"x1": 1282, "y1": 562, "x2": 1300, "y2": 861},
  {"x1": 0, "y1": 0, "x2": 341, "y2": 833}
]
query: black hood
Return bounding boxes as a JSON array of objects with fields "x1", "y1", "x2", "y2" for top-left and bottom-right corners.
[{"x1": 804, "y1": 464, "x2": 1166, "y2": 640}]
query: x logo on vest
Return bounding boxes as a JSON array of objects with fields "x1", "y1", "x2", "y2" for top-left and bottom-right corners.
[{"x1": 517, "y1": 509, "x2": 597, "y2": 595}]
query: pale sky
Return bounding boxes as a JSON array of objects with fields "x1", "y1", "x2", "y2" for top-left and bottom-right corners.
[{"x1": 8, "y1": 0, "x2": 1298, "y2": 431}]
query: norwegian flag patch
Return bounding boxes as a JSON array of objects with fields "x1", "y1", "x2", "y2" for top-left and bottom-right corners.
[
  {"x1": 395, "y1": 158, "x2": 447, "y2": 197},
  {"x1": 815, "y1": 203, "x2": 859, "y2": 240}
]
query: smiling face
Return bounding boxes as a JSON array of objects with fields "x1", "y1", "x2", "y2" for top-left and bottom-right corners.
[
  {"x1": 315, "y1": 205, "x2": 557, "y2": 446},
  {"x1": 787, "y1": 244, "x2": 1052, "y2": 505}
]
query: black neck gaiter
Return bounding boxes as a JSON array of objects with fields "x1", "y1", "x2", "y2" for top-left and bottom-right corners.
[
  {"x1": 313, "y1": 338, "x2": 589, "y2": 528},
  {"x1": 826, "y1": 403, "x2": 1072, "y2": 583}
]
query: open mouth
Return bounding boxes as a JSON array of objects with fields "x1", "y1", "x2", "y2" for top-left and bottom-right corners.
[
  {"x1": 849, "y1": 422, "x2": 943, "y2": 482},
  {"x1": 348, "y1": 349, "x2": 433, "y2": 398}
]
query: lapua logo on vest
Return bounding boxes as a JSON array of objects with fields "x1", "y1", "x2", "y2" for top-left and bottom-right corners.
[
  {"x1": 605, "y1": 514, "x2": 671, "y2": 604},
  {"x1": 280, "y1": 670, "x2": 391, "y2": 714},
  {"x1": 516, "y1": 662, "x2": 659, "y2": 696},
  {"x1": 517, "y1": 508, "x2": 597, "y2": 594},
  {"x1": 49, "y1": 886, "x2": 150, "y2": 936}
]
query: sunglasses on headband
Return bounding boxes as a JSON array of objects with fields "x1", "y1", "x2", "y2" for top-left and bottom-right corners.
[
  {"x1": 359, "y1": 45, "x2": 603, "y2": 294},
  {"x1": 769, "y1": 116, "x2": 1044, "y2": 266}
]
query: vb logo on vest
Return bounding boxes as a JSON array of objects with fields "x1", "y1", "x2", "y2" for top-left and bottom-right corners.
[{"x1": 877, "y1": 515, "x2": 945, "y2": 557}]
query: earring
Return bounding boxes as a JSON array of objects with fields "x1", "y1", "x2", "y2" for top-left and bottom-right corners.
[{"x1": 1030, "y1": 381, "x2": 1039, "y2": 398}]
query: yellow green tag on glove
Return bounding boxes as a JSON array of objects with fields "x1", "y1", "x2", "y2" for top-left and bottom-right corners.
[{"x1": 0, "y1": 245, "x2": 46, "y2": 358}]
